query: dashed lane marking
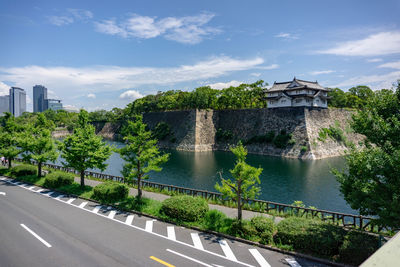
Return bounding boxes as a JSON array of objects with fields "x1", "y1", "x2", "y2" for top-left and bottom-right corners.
[
  {"x1": 191, "y1": 233, "x2": 204, "y2": 250},
  {"x1": 125, "y1": 215, "x2": 134, "y2": 225},
  {"x1": 0, "y1": 192, "x2": 5, "y2": 196},
  {"x1": 249, "y1": 249, "x2": 271, "y2": 267},
  {"x1": 55, "y1": 195, "x2": 65, "y2": 200},
  {"x1": 145, "y1": 219, "x2": 156, "y2": 232},
  {"x1": 285, "y1": 258, "x2": 301, "y2": 267},
  {"x1": 167, "y1": 226, "x2": 176, "y2": 241},
  {"x1": 108, "y1": 210, "x2": 116, "y2": 219},
  {"x1": 66, "y1": 198, "x2": 75, "y2": 204},
  {"x1": 166, "y1": 249, "x2": 213, "y2": 267},
  {"x1": 149, "y1": 256, "x2": 175, "y2": 267},
  {"x1": 219, "y1": 239, "x2": 237, "y2": 261},
  {"x1": 20, "y1": 223, "x2": 52, "y2": 248},
  {"x1": 92, "y1": 205, "x2": 102, "y2": 214},
  {"x1": 78, "y1": 201, "x2": 88, "y2": 208}
]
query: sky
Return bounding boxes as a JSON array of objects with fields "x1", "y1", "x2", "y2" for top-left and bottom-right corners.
[{"x1": 0, "y1": 0, "x2": 399, "y2": 112}]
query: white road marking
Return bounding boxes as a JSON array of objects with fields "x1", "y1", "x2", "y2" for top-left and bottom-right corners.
[
  {"x1": 219, "y1": 239, "x2": 237, "y2": 261},
  {"x1": 27, "y1": 186, "x2": 35, "y2": 190},
  {"x1": 55, "y1": 195, "x2": 65, "y2": 200},
  {"x1": 1, "y1": 177, "x2": 254, "y2": 267},
  {"x1": 108, "y1": 210, "x2": 116, "y2": 219},
  {"x1": 36, "y1": 189, "x2": 44, "y2": 193},
  {"x1": 66, "y1": 198, "x2": 75, "y2": 204},
  {"x1": 145, "y1": 219, "x2": 156, "y2": 232},
  {"x1": 125, "y1": 215, "x2": 134, "y2": 225},
  {"x1": 191, "y1": 233, "x2": 204, "y2": 250},
  {"x1": 167, "y1": 249, "x2": 213, "y2": 267},
  {"x1": 78, "y1": 201, "x2": 88, "y2": 208},
  {"x1": 285, "y1": 258, "x2": 301, "y2": 267},
  {"x1": 42, "y1": 191, "x2": 54, "y2": 197},
  {"x1": 20, "y1": 224, "x2": 52, "y2": 248},
  {"x1": 92, "y1": 205, "x2": 102, "y2": 214},
  {"x1": 167, "y1": 226, "x2": 176, "y2": 241},
  {"x1": 249, "y1": 249, "x2": 271, "y2": 267},
  {"x1": 0, "y1": 192, "x2": 5, "y2": 196}
]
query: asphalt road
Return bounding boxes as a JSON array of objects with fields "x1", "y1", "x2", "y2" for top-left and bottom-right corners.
[{"x1": 0, "y1": 177, "x2": 328, "y2": 267}]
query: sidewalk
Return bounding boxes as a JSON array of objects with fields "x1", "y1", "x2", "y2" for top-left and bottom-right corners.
[{"x1": 76, "y1": 177, "x2": 284, "y2": 222}]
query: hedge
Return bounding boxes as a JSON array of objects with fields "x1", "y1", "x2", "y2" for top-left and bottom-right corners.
[
  {"x1": 44, "y1": 171, "x2": 74, "y2": 189},
  {"x1": 161, "y1": 195, "x2": 209, "y2": 222},
  {"x1": 10, "y1": 164, "x2": 37, "y2": 177},
  {"x1": 93, "y1": 182, "x2": 129, "y2": 203},
  {"x1": 339, "y1": 231, "x2": 379, "y2": 265},
  {"x1": 250, "y1": 216, "x2": 276, "y2": 245}
]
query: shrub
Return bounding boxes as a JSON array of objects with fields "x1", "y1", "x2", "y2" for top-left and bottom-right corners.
[
  {"x1": 339, "y1": 231, "x2": 379, "y2": 266},
  {"x1": 44, "y1": 171, "x2": 74, "y2": 188},
  {"x1": 161, "y1": 195, "x2": 209, "y2": 222},
  {"x1": 216, "y1": 128, "x2": 233, "y2": 141},
  {"x1": 93, "y1": 182, "x2": 129, "y2": 203},
  {"x1": 273, "y1": 130, "x2": 293, "y2": 148},
  {"x1": 250, "y1": 216, "x2": 276, "y2": 244},
  {"x1": 10, "y1": 164, "x2": 37, "y2": 177},
  {"x1": 202, "y1": 210, "x2": 229, "y2": 231},
  {"x1": 153, "y1": 122, "x2": 171, "y2": 140},
  {"x1": 274, "y1": 217, "x2": 346, "y2": 257},
  {"x1": 300, "y1": 146, "x2": 308, "y2": 153},
  {"x1": 228, "y1": 220, "x2": 258, "y2": 240}
]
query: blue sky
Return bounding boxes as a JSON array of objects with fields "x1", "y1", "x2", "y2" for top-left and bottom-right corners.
[{"x1": 0, "y1": 0, "x2": 399, "y2": 111}]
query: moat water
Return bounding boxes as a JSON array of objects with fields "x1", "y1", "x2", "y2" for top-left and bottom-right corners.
[{"x1": 55, "y1": 140, "x2": 354, "y2": 214}]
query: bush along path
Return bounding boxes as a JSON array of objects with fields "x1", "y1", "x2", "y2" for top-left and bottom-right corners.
[{"x1": 0, "y1": 165, "x2": 383, "y2": 266}]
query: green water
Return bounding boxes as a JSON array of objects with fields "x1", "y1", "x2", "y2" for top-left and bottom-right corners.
[{"x1": 83, "y1": 141, "x2": 353, "y2": 214}]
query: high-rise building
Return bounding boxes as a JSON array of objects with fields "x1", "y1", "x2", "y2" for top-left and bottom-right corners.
[
  {"x1": 33, "y1": 85, "x2": 47, "y2": 112},
  {"x1": 9, "y1": 87, "x2": 26, "y2": 117},
  {"x1": 0, "y1": 95, "x2": 10, "y2": 115},
  {"x1": 45, "y1": 99, "x2": 63, "y2": 111}
]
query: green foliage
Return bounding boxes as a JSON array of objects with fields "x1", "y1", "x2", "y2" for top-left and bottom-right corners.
[
  {"x1": 228, "y1": 220, "x2": 258, "y2": 240},
  {"x1": 152, "y1": 121, "x2": 172, "y2": 140},
  {"x1": 328, "y1": 85, "x2": 374, "y2": 109},
  {"x1": 118, "y1": 115, "x2": 169, "y2": 198},
  {"x1": 318, "y1": 122, "x2": 348, "y2": 145},
  {"x1": 244, "y1": 131, "x2": 275, "y2": 145},
  {"x1": 43, "y1": 171, "x2": 74, "y2": 189},
  {"x1": 334, "y1": 81, "x2": 400, "y2": 228},
  {"x1": 93, "y1": 182, "x2": 129, "y2": 203},
  {"x1": 338, "y1": 231, "x2": 379, "y2": 266},
  {"x1": 0, "y1": 112, "x2": 24, "y2": 168},
  {"x1": 202, "y1": 210, "x2": 230, "y2": 231},
  {"x1": 59, "y1": 110, "x2": 112, "y2": 187},
  {"x1": 216, "y1": 128, "x2": 233, "y2": 141},
  {"x1": 274, "y1": 217, "x2": 346, "y2": 257},
  {"x1": 300, "y1": 146, "x2": 308, "y2": 153},
  {"x1": 10, "y1": 164, "x2": 37, "y2": 177},
  {"x1": 250, "y1": 216, "x2": 276, "y2": 244},
  {"x1": 215, "y1": 142, "x2": 262, "y2": 220},
  {"x1": 273, "y1": 130, "x2": 293, "y2": 148},
  {"x1": 161, "y1": 195, "x2": 209, "y2": 222}
]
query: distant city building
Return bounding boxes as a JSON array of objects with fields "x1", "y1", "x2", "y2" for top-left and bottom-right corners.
[
  {"x1": 266, "y1": 78, "x2": 329, "y2": 108},
  {"x1": 45, "y1": 99, "x2": 63, "y2": 111},
  {"x1": 9, "y1": 87, "x2": 26, "y2": 117},
  {"x1": 0, "y1": 95, "x2": 10, "y2": 115},
  {"x1": 33, "y1": 85, "x2": 47, "y2": 112}
]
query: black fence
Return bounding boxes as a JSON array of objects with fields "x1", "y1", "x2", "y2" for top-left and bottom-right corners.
[{"x1": 15, "y1": 159, "x2": 380, "y2": 232}]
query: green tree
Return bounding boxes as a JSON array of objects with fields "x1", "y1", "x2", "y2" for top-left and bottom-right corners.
[
  {"x1": 328, "y1": 88, "x2": 347, "y2": 108},
  {"x1": 20, "y1": 114, "x2": 58, "y2": 177},
  {"x1": 215, "y1": 142, "x2": 263, "y2": 221},
  {"x1": 59, "y1": 110, "x2": 112, "y2": 188},
  {"x1": 334, "y1": 81, "x2": 400, "y2": 228},
  {"x1": 118, "y1": 115, "x2": 169, "y2": 198},
  {"x1": 0, "y1": 112, "x2": 23, "y2": 168}
]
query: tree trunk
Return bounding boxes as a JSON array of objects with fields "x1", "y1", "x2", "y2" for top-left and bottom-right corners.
[
  {"x1": 137, "y1": 161, "x2": 142, "y2": 198},
  {"x1": 38, "y1": 162, "x2": 42, "y2": 177},
  {"x1": 80, "y1": 170, "x2": 85, "y2": 188},
  {"x1": 8, "y1": 158, "x2": 11, "y2": 169},
  {"x1": 237, "y1": 181, "x2": 242, "y2": 221}
]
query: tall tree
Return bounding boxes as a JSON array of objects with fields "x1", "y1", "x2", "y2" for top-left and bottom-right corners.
[
  {"x1": 20, "y1": 114, "x2": 58, "y2": 177},
  {"x1": 0, "y1": 112, "x2": 23, "y2": 168},
  {"x1": 334, "y1": 81, "x2": 400, "y2": 228},
  {"x1": 118, "y1": 115, "x2": 169, "y2": 198},
  {"x1": 215, "y1": 142, "x2": 263, "y2": 221},
  {"x1": 59, "y1": 110, "x2": 112, "y2": 188}
]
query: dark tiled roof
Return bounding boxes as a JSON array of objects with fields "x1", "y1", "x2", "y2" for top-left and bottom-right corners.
[{"x1": 268, "y1": 77, "x2": 328, "y2": 92}]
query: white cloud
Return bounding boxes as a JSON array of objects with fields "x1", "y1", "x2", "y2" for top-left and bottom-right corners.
[
  {"x1": 275, "y1": 32, "x2": 299, "y2": 40},
  {"x1": 208, "y1": 80, "x2": 243, "y2": 89},
  {"x1": 366, "y1": 58, "x2": 382, "y2": 63},
  {"x1": 47, "y1": 89, "x2": 58, "y2": 98},
  {"x1": 257, "y1": 64, "x2": 279, "y2": 70},
  {"x1": 250, "y1": 72, "x2": 261, "y2": 77},
  {"x1": 48, "y1": 9, "x2": 93, "y2": 26},
  {"x1": 26, "y1": 95, "x2": 32, "y2": 104},
  {"x1": 318, "y1": 31, "x2": 400, "y2": 56},
  {"x1": 378, "y1": 61, "x2": 400, "y2": 70},
  {"x1": 0, "y1": 81, "x2": 10, "y2": 95},
  {"x1": 87, "y1": 93, "x2": 96, "y2": 98},
  {"x1": 95, "y1": 12, "x2": 220, "y2": 44},
  {"x1": 332, "y1": 71, "x2": 400, "y2": 89},
  {"x1": 119, "y1": 90, "x2": 144, "y2": 100},
  {"x1": 0, "y1": 56, "x2": 264, "y2": 97},
  {"x1": 63, "y1": 104, "x2": 80, "y2": 112},
  {"x1": 309, "y1": 70, "x2": 335, "y2": 75}
]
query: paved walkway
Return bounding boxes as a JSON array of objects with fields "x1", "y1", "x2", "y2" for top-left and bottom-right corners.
[{"x1": 76, "y1": 177, "x2": 283, "y2": 222}]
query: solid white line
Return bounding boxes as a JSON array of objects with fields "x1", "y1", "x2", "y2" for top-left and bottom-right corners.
[
  {"x1": 92, "y1": 205, "x2": 102, "y2": 214},
  {"x1": 219, "y1": 239, "x2": 237, "y2": 261},
  {"x1": 167, "y1": 226, "x2": 176, "y2": 241},
  {"x1": 66, "y1": 198, "x2": 75, "y2": 204},
  {"x1": 78, "y1": 201, "x2": 88, "y2": 208},
  {"x1": 20, "y1": 224, "x2": 52, "y2": 248},
  {"x1": 249, "y1": 249, "x2": 271, "y2": 267},
  {"x1": 191, "y1": 233, "x2": 204, "y2": 250},
  {"x1": 145, "y1": 220, "x2": 155, "y2": 232},
  {"x1": 27, "y1": 186, "x2": 35, "y2": 190},
  {"x1": 167, "y1": 249, "x2": 213, "y2": 267},
  {"x1": 125, "y1": 215, "x2": 134, "y2": 225},
  {"x1": 285, "y1": 258, "x2": 301, "y2": 267},
  {"x1": 55, "y1": 195, "x2": 65, "y2": 200},
  {"x1": 108, "y1": 210, "x2": 116, "y2": 219},
  {"x1": 36, "y1": 189, "x2": 44, "y2": 193},
  {"x1": 42, "y1": 191, "x2": 54, "y2": 197}
]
